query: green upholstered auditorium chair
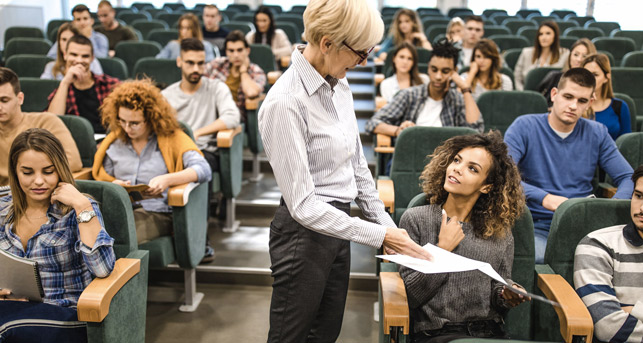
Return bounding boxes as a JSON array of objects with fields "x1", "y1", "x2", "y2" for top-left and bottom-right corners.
[
  {"x1": 131, "y1": 19, "x2": 169, "y2": 40},
  {"x1": 75, "y1": 180, "x2": 149, "y2": 343},
  {"x1": 612, "y1": 30, "x2": 643, "y2": 50},
  {"x1": 613, "y1": 93, "x2": 638, "y2": 132},
  {"x1": 97, "y1": 57, "x2": 129, "y2": 80},
  {"x1": 483, "y1": 25, "x2": 511, "y2": 38},
  {"x1": 18, "y1": 77, "x2": 59, "y2": 112},
  {"x1": 562, "y1": 27, "x2": 604, "y2": 41},
  {"x1": 488, "y1": 35, "x2": 530, "y2": 51},
  {"x1": 245, "y1": 98, "x2": 265, "y2": 182},
  {"x1": 145, "y1": 28, "x2": 178, "y2": 47},
  {"x1": 612, "y1": 67, "x2": 643, "y2": 131},
  {"x1": 621, "y1": 51, "x2": 643, "y2": 68},
  {"x1": 592, "y1": 37, "x2": 636, "y2": 66},
  {"x1": 476, "y1": 91, "x2": 548, "y2": 134},
  {"x1": 117, "y1": 12, "x2": 151, "y2": 25},
  {"x1": 502, "y1": 19, "x2": 536, "y2": 35},
  {"x1": 114, "y1": 40, "x2": 162, "y2": 78},
  {"x1": 376, "y1": 126, "x2": 477, "y2": 225},
  {"x1": 6, "y1": 54, "x2": 53, "y2": 78},
  {"x1": 132, "y1": 57, "x2": 181, "y2": 88},
  {"x1": 59, "y1": 115, "x2": 97, "y2": 180},
  {"x1": 523, "y1": 67, "x2": 559, "y2": 92},
  {"x1": 154, "y1": 12, "x2": 183, "y2": 28},
  {"x1": 3, "y1": 26, "x2": 45, "y2": 50},
  {"x1": 221, "y1": 22, "x2": 255, "y2": 35},
  {"x1": 502, "y1": 48, "x2": 522, "y2": 71},
  {"x1": 586, "y1": 21, "x2": 620, "y2": 36},
  {"x1": 276, "y1": 22, "x2": 299, "y2": 45},
  {"x1": 3, "y1": 37, "x2": 52, "y2": 60}
]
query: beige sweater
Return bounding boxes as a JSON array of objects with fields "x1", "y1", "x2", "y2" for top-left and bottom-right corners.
[
  {"x1": 246, "y1": 29, "x2": 293, "y2": 59},
  {"x1": 514, "y1": 47, "x2": 569, "y2": 91},
  {"x1": 0, "y1": 112, "x2": 82, "y2": 185}
]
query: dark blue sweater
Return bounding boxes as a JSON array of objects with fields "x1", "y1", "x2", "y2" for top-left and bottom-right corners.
[
  {"x1": 595, "y1": 98, "x2": 631, "y2": 141},
  {"x1": 505, "y1": 113, "x2": 634, "y2": 221}
]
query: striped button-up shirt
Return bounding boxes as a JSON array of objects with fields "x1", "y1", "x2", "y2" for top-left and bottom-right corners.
[
  {"x1": 0, "y1": 195, "x2": 115, "y2": 307},
  {"x1": 364, "y1": 83, "x2": 484, "y2": 134},
  {"x1": 258, "y1": 47, "x2": 394, "y2": 248}
]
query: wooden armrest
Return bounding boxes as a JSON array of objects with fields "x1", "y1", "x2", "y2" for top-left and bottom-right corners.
[
  {"x1": 597, "y1": 182, "x2": 617, "y2": 198},
  {"x1": 280, "y1": 55, "x2": 291, "y2": 68},
  {"x1": 217, "y1": 126, "x2": 243, "y2": 148},
  {"x1": 267, "y1": 70, "x2": 282, "y2": 84},
  {"x1": 380, "y1": 272, "x2": 410, "y2": 335},
  {"x1": 537, "y1": 273, "x2": 594, "y2": 343},
  {"x1": 374, "y1": 133, "x2": 395, "y2": 154},
  {"x1": 375, "y1": 73, "x2": 385, "y2": 86},
  {"x1": 245, "y1": 94, "x2": 266, "y2": 110},
  {"x1": 377, "y1": 179, "x2": 395, "y2": 214},
  {"x1": 77, "y1": 258, "x2": 140, "y2": 322},
  {"x1": 168, "y1": 182, "x2": 199, "y2": 207},
  {"x1": 375, "y1": 96, "x2": 387, "y2": 111},
  {"x1": 72, "y1": 167, "x2": 92, "y2": 180}
]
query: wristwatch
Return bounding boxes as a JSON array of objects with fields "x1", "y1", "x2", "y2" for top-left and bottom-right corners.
[
  {"x1": 461, "y1": 87, "x2": 472, "y2": 94},
  {"x1": 77, "y1": 210, "x2": 97, "y2": 223}
]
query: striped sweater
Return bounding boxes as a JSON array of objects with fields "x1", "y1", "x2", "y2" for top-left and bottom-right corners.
[{"x1": 574, "y1": 223, "x2": 643, "y2": 343}]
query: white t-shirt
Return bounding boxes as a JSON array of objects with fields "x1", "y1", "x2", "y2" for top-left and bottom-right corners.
[
  {"x1": 416, "y1": 97, "x2": 443, "y2": 127},
  {"x1": 461, "y1": 48, "x2": 473, "y2": 67}
]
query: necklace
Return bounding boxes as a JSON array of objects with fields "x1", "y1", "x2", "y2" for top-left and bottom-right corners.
[{"x1": 24, "y1": 212, "x2": 47, "y2": 220}]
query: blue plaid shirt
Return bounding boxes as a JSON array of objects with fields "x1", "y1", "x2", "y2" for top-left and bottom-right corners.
[
  {"x1": 0, "y1": 195, "x2": 115, "y2": 307},
  {"x1": 365, "y1": 84, "x2": 484, "y2": 134}
]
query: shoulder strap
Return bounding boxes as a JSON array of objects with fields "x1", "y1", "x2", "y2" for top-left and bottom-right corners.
[{"x1": 612, "y1": 98, "x2": 622, "y2": 116}]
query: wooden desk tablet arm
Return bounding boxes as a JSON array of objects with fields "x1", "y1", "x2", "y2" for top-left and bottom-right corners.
[
  {"x1": 245, "y1": 94, "x2": 266, "y2": 111},
  {"x1": 375, "y1": 73, "x2": 385, "y2": 86},
  {"x1": 267, "y1": 71, "x2": 282, "y2": 85},
  {"x1": 217, "y1": 126, "x2": 243, "y2": 148},
  {"x1": 375, "y1": 133, "x2": 395, "y2": 154},
  {"x1": 537, "y1": 270, "x2": 594, "y2": 343},
  {"x1": 77, "y1": 258, "x2": 140, "y2": 322},
  {"x1": 72, "y1": 168, "x2": 93, "y2": 180},
  {"x1": 377, "y1": 178, "x2": 395, "y2": 214},
  {"x1": 280, "y1": 56, "x2": 291, "y2": 68},
  {"x1": 380, "y1": 272, "x2": 410, "y2": 336},
  {"x1": 376, "y1": 97, "x2": 388, "y2": 111}
]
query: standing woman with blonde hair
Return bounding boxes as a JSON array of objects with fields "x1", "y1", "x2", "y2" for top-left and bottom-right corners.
[
  {"x1": 582, "y1": 53, "x2": 632, "y2": 139},
  {"x1": 376, "y1": 8, "x2": 432, "y2": 62},
  {"x1": 258, "y1": 0, "x2": 432, "y2": 341}
]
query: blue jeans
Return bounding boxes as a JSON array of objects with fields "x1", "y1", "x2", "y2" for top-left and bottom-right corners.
[
  {"x1": 533, "y1": 219, "x2": 552, "y2": 264},
  {"x1": 0, "y1": 301, "x2": 86, "y2": 343}
]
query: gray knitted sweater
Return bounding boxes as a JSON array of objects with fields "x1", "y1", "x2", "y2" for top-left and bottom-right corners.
[{"x1": 398, "y1": 204, "x2": 515, "y2": 333}]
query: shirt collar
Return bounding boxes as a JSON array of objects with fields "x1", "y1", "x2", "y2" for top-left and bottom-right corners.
[
  {"x1": 623, "y1": 221, "x2": 643, "y2": 247},
  {"x1": 292, "y1": 45, "x2": 339, "y2": 96}
]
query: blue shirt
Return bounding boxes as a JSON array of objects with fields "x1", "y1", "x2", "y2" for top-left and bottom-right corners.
[
  {"x1": 504, "y1": 113, "x2": 634, "y2": 221},
  {"x1": 0, "y1": 196, "x2": 115, "y2": 307},
  {"x1": 595, "y1": 98, "x2": 632, "y2": 141},
  {"x1": 103, "y1": 134, "x2": 212, "y2": 213}
]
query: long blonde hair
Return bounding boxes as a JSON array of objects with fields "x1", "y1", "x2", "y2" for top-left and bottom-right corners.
[
  {"x1": 52, "y1": 23, "x2": 80, "y2": 78},
  {"x1": 8, "y1": 128, "x2": 76, "y2": 223}
]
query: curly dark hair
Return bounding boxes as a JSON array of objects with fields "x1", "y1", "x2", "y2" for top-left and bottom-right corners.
[
  {"x1": 420, "y1": 130, "x2": 525, "y2": 239},
  {"x1": 431, "y1": 38, "x2": 460, "y2": 69}
]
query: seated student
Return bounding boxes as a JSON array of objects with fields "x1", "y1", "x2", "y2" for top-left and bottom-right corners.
[
  {"x1": 246, "y1": 6, "x2": 293, "y2": 60},
  {"x1": 95, "y1": 0, "x2": 138, "y2": 57},
  {"x1": 574, "y1": 165, "x2": 643, "y2": 343},
  {"x1": 206, "y1": 30, "x2": 266, "y2": 123},
  {"x1": 446, "y1": 17, "x2": 464, "y2": 44},
  {"x1": 379, "y1": 42, "x2": 429, "y2": 102},
  {"x1": 201, "y1": 5, "x2": 229, "y2": 55},
  {"x1": 156, "y1": 13, "x2": 215, "y2": 62},
  {"x1": 0, "y1": 128, "x2": 115, "y2": 342},
  {"x1": 582, "y1": 53, "x2": 632, "y2": 140},
  {"x1": 92, "y1": 79, "x2": 212, "y2": 244},
  {"x1": 538, "y1": 38, "x2": 596, "y2": 109},
  {"x1": 41, "y1": 22, "x2": 103, "y2": 80},
  {"x1": 504, "y1": 68, "x2": 634, "y2": 264},
  {"x1": 365, "y1": 39, "x2": 484, "y2": 137},
  {"x1": 0, "y1": 67, "x2": 82, "y2": 186},
  {"x1": 514, "y1": 21, "x2": 569, "y2": 91},
  {"x1": 376, "y1": 8, "x2": 431, "y2": 63},
  {"x1": 46, "y1": 35, "x2": 120, "y2": 134},
  {"x1": 400, "y1": 131, "x2": 529, "y2": 342},
  {"x1": 456, "y1": 16, "x2": 485, "y2": 70},
  {"x1": 461, "y1": 39, "x2": 513, "y2": 100},
  {"x1": 47, "y1": 4, "x2": 109, "y2": 60}
]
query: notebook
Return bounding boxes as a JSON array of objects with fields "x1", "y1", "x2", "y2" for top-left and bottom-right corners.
[
  {"x1": 0, "y1": 185, "x2": 10, "y2": 197},
  {"x1": 123, "y1": 184, "x2": 163, "y2": 202},
  {"x1": 0, "y1": 248, "x2": 44, "y2": 301}
]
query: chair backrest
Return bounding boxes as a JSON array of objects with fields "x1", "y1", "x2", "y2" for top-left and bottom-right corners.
[
  {"x1": 592, "y1": 37, "x2": 636, "y2": 66},
  {"x1": 221, "y1": 22, "x2": 254, "y2": 35},
  {"x1": 131, "y1": 19, "x2": 169, "y2": 40},
  {"x1": 527, "y1": 15, "x2": 556, "y2": 25},
  {"x1": 621, "y1": 51, "x2": 643, "y2": 68},
  {"x1": 613, "y1": 93, "x2": 638, "y2": 132},
  {"x1": 389, "y1": 126, "x2": 477, "y2": 224},
  {"x1": 614, "y1": 132, "x2": 643, "y2": 170},
  {"x1": 262, "y1": 4, "x2": 283, "y2": 14},
  {"x1": 407, "y1": 193, "x2": 535, "y2": 340},
  {"x1": 554, "y1": 20, "x2": 579, "y2": 35},
  {"x1": 132, "y1": 57, "x2": 181, "y2": 88},
  {"x1": 502, "y1": 19, "x2": 537, "y2": 35},
  {"x1": 426, "y1": 25, "x2": 449, "y2": 43},
  {"x1": 612, "y1": 67, "x2": 643, "y2": 119},
  {"x1": 275, "y1": 22, "x2": 299, "y2": 44},
  {"x1": 3, "y1": 37, "x2": 52, "y2": 60},
  {"x1": 562, "y1": 27, "x2": 604, "y2": 41},
  {"x1": 117, "y1": 12, "x2": 151, "y2": 25},
  {"x1": 162, "y1": 3, "x2": 186, "y2": 12},
  {"x1": 18, "y1": 77, "x2": 59, "y2": 112},
  {"x1": 141, "y1": 8, "x2": 168, "y2": 19},
  {"x1": 4, "y1": 26, "x2": 45, "y2": 49},
  {"x1": 488, "y1": 35, "x2": 530, "y2": 51},
  {"x1": 47, "y1": 19, "x2": 70, "y2": 43},
  {"x1": 447, "y1": 7, "x2": 472, "y2": 18},
  {"x1": 476, "y1": 91, "x2": 548, "y2": 134},
  {"x1": 274, "y1": 14, "x2": 304, "y2": 35},
  {"x1": 114, "y1": 40, "x2": 162, "y2": 78},
  {"x1": 586, "y1": 21, "x2": 620, "y2": 36},
  {"x1": 483, "y1": 26, "x2": 511, "y2": 38},
  {"x1": 450, "y1": 10, "x2": 474, "y2": 19},
  {"x1": 232, "y1": 12, "x2": 255, "y2": 23},
  {"x1": 58, "y1": 115, "x2": 97, "y2": 168},
  {"x1": 482, "y1": 9, "x2": 507, "y2": 18},
  {"x1": 154, "y1": 12, "x2": 183, "y2": 27},
  {"x1": 569, "y1": 16, "x2": 595, "y2": 28},
  {"x1": 146, "y1": 28, "x2": 178, "y2": 46},
  {"x1": 523, "y1": 67, "x2": 559, "y2": 92},
  {"x1": 546, "y1": 198, "x2": 631, "y2": 283},
  {"x1": 516, "y1": 9, "x2": 540, "y2": 18},
  {"x1": 550, "y1": 10, "x2": 576, "y2": 19},
  {"x1": 226, "y1": 4, "x2": 250, "y2": 12},
  {"x1": 612, "y1": 30, "x2": 643, "y2": 50},
  {"x1": 76, "y1": 180, "x2": 137, "y2": 259},
  {"x1": 131, "y1": 2, "x2": 154, "y2": 11},
  {"x1": 289, "y1": 5, "x2": 306, "y2": 14},
  {"x1": 249, "y1": 44, "x2": 277, "y2": 73},
  {"x1": 516, "y1": 27, "x2": 538, "y2": 45},
  {"x1": 97, "y1": 57, "x2": 128, "y2": 80},
  {"x1": 559, "y1": 36, "x2": 579, "y2": 50},
  {"x1": 492, "y1": 14, "x2": 513, "y2": 25},
  {"x1": 502, "y1": 48, "x2": 522, "y2": 70},
  {"x1": 6, "y1": 54, "x2": 53, "y2": 78}
]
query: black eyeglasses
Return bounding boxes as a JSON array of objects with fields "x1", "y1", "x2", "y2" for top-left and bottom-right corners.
[{"x1": 342, "y1": 41, "x2": 374, "y2": 65}]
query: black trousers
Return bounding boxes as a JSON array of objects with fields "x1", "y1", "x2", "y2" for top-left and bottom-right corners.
[
  {"x1": 413, "y1": 320, "x2": 508, "y2": 343},
  {"x1": 267, "y1": 198, "x2": 351, "y2": 343}
]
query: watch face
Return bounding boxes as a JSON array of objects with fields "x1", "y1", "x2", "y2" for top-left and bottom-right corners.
[{"x1": 79, "y1": 211, "x2": 95, "y2": 222}]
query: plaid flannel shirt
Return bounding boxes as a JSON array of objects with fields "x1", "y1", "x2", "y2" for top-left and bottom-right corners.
[
  {"x1": 0, "y1": 195, "x2": 115, "y2": 307},
  {"x1": 47, "y1": 73, "x2": 120, "y2": 116},
  {"x1": 205, "y1": 57, "x2": 266, "y2": 119},
  {"x1": 365, "y1": 84, "x2": 484, "y2": 134}
]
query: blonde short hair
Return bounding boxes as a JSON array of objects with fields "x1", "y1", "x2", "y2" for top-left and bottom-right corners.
[{"x1": 303, "y1": 0, "x2": 384, "y2": 51}]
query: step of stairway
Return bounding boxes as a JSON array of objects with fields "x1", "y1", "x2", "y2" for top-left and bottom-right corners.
[{"x1": 350, "y1": 83, "x2": 375, "y2": 100}]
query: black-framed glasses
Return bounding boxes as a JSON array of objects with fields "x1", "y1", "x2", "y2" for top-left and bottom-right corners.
[{"x1": 342, "y1": 41, "x2": 374, "y2": 65}]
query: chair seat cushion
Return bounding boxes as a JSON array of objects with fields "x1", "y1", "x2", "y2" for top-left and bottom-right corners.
[{"x1": 139, "y1": 236, "x2": 175, "y2": 268}]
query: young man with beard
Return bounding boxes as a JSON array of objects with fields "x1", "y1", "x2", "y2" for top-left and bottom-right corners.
[
  {"x1": 574, "y1": 165, "x2": 643, "y2": 342},
  {"x1": 95, "y1": 0, "x2": 138, "y2": 57},
  {"x1": 365, "y1": 39, "x2": 483, "y2": 136},
  {"x1": 504, "y1": 68, "x2": 633, "y2": 264},
  {"x1": 46, "y1": 35, "x2": 119, "y2": 134}
]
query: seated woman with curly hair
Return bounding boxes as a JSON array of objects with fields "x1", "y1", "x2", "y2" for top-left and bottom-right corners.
[
  {"x1": 92, "y1": 79, "x2": 211, "y2": 244},
  {"x1": 399, "y1": 131, "x2": 529, "y2": 342}
]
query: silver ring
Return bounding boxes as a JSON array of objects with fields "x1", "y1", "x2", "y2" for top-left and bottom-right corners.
[{"x1": 53, "y1": 191, "x2": 56, "y2": 196}]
